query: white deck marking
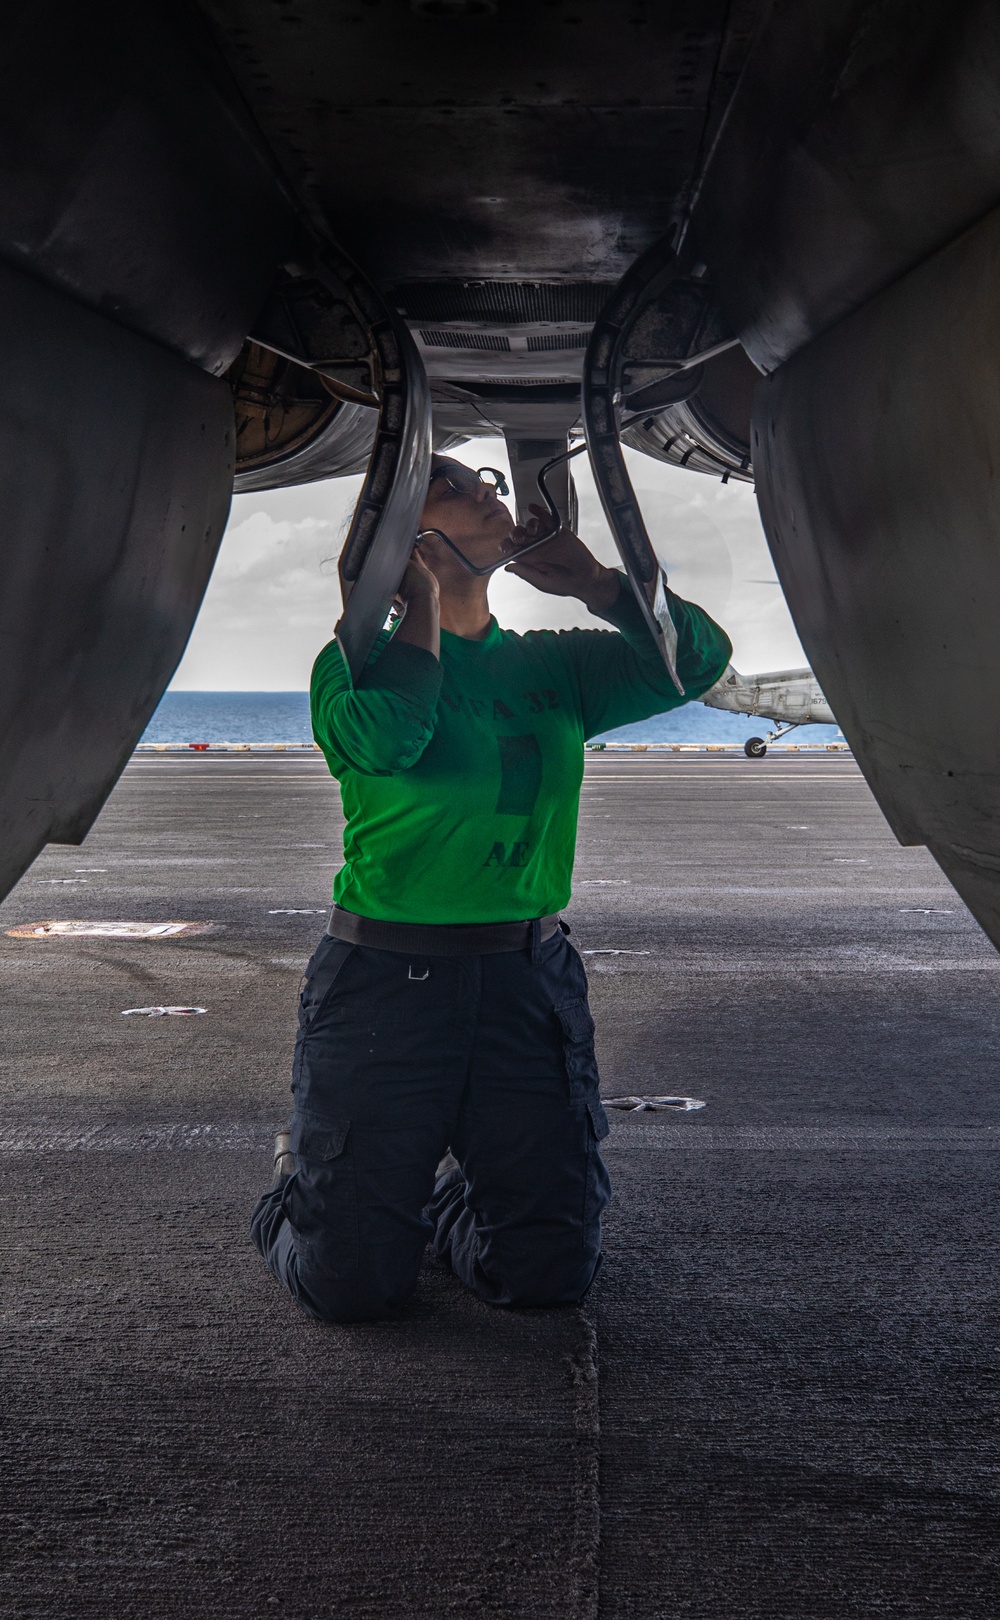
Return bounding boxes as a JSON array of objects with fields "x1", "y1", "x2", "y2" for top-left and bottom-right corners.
[
  {"x1": 3, "y1": 1123, "x2": 998, "y2": 1153},
  {"x1": 0, "y1": 1123, "x2": 271, "y2": 1152},
  {"x1": 607, "y1": 1126, "x2": 1000, "y2": 1150}
]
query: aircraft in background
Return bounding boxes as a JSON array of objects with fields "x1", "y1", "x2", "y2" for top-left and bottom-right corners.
[
  {"x1": 3, "y1": 2, "x2": 1000, "y2": 945},
  {"x1": 701, "y1": 667, "x2": 837, "y2": 758}
]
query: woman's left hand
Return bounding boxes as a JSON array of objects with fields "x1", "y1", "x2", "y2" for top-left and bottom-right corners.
[{"x1": 504, "y1": 506, "x2": 621, "y2": 612}]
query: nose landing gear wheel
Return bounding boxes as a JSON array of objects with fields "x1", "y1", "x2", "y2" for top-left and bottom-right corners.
[{"x1": 744, "y1": 736, "x2": 767, "y2": 758}]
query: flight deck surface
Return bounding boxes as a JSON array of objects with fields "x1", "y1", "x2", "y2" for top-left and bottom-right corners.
[{"x1": 1, "y1": 752, "x2": 997, "y2": 1617}]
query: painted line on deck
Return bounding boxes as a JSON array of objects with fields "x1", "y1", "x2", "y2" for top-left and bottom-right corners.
[
  {"x1": 584, "y1": 958, "x2": 999, "y2": 973},
  {"x1": 4, "y1": 1123, "x2": 999, "y2": 1154},
  {"x1": 0, "y1": 1123, "x2": 271, "y2": 1152},
  {"x1": 606, "y1": 1125, "x2": 1000, "y2": 1150}
]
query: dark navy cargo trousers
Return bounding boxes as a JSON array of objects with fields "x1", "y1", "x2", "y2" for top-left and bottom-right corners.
[{"x1": 250, "y1": 926, "x2": 611, "y2": 1323}]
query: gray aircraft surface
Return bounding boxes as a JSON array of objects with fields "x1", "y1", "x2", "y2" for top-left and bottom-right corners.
[{"x1": 3, "y1": 2, "x2": 1000, "y2": 944}]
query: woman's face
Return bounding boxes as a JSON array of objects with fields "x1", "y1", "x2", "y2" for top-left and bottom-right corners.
[{"x1": 418, "y1": 458, "x2": 516, "y2": 576}]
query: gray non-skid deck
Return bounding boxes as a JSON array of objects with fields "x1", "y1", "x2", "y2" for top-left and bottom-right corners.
[{"x1": 1, "y1": 752, "x2": 998, "y2": 1617}]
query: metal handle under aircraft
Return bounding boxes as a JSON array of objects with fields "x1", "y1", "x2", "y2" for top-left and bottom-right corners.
[
  {"x1": 415, "y1": 524, "x2": 558, "y2": 579},
  {"x1": 245, "y1": 240, "x2": 433, "y2": 685},
  {"x1": 535, "y1": 378, "x2": 725, "y2": 697},
  {"x1": 578, "y1": 234, "x2": 716, "y2": 697},
  {"x1": 323, "y1": 249, "x2": 433, "y2": 685}
]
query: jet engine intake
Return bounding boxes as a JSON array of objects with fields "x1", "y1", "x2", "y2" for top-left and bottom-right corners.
[
  {"x1": 228, "y1": 342, "x2": 375, "y2": 492},
  {"x1": 621, "y1": 342, "x2": 757, "y2": 484}
]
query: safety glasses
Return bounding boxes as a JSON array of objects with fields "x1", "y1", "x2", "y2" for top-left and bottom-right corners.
[{"x1": 428, "y1": 463, "x2": 510, "y2": 499}]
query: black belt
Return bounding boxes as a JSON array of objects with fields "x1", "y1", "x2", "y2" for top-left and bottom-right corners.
[{"x1": 326, "y1": 905, "x2": 561, "y2": 956}]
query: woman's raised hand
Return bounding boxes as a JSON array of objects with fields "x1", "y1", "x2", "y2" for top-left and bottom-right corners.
[
  {"x1": 504, "y1": 506, "x2": 620, "y2": 612},
  {"x1": 395, "y1": 546, "x2": 440, "y2": 606}
]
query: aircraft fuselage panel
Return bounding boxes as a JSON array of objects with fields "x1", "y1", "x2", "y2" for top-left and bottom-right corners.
[
  {"x1": 754, "y1": 201, "x2": 1000, "y2": 942},
  {"x1": 0, "y1": 262, "x2": 234, "y2": 903}
]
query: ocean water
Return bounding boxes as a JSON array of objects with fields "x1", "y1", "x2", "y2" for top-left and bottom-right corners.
[
  {"x1": 142, "y1": 692, "x2": 314, "y2": 744},
  {"x1": 141, "y1": 691, "x2": 842, "y2": 747}
]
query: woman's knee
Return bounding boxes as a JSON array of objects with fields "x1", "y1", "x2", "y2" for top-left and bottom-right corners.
[
  {"x1": 508, "y1": 1265, "x2": 600, "y2": 1309},
  {"x1": 292, "y1": 1253, "x2": 420, "y2": 1324},
  {"x1": 295, "y1": 1276, "x2": 407, "y2": 1324},
  {"x1": 479, "y1": 1242, "x2": 603, "y2": 1309}
]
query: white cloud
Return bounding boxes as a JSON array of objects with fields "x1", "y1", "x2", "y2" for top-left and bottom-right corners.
[
  {"x1": 170, "y1": 479, "x2": 362, "y2": 689},
  {"x1": 170, "y1": 441, "x2": 804, "y2": 690}
]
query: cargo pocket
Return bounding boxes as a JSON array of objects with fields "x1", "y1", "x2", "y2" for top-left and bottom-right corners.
[
  {"x1": 299, "y1": 940, "x2": 356, "y2": 1028},
  {"x1": 556, "y1": 998, "x2": 604, "y2": 1111},
  {"x1": 292, "y1": 940, "x2": 357, "y2": 1089},
  {"x1": 587, "y1": 1098, "x2": 610, "y2": 1142},
  {"x1": 583, "y1": 1098, "x2": 613, "y2": 1236},
  {"x1": 290, "y1": 1113, "x2": 351, "y2": 1163},
  {"x1": 286, "y1": 1111, "x2": 358, "y2": 1271}
]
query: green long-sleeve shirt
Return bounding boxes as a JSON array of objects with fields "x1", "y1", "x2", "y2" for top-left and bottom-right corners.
[{"x1": 311, "y1": 578, "x2": 731, "y2": 923}]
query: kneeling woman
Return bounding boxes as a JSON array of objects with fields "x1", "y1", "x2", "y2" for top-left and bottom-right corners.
[{"x1": 252, "y1": 458, "x2": 731, "y2": 1322}]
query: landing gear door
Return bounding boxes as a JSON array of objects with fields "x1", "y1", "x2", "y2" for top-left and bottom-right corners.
[
  {"x1": 582, "y1": 235, "x2": 747, "y2": 696},
  {"x1": 582, "y1": 238, "x2": 689, "y2": 694},
  {"x1": 333, "y1": 305, "x2": 431, "y2": 686},
  {"x1": 250, "y1": 246, "x2": 432, "y2": 687}
]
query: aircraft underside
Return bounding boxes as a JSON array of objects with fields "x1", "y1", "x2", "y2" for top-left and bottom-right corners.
[{"x1": 2, "y1": 0, "x2": 1000, "y2": 940}]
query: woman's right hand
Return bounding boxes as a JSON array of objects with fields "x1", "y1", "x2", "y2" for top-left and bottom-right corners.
[
  {"x1": 392, "y1": 546, "x2": 441, "y2": 660},
  {"x1": 395, "y1": 546, "x2": 440, "y2": 607}
]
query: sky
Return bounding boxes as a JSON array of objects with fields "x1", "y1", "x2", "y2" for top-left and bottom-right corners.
[{"x1": 169, "y1": 438, "x2": 807, "y2": 690}]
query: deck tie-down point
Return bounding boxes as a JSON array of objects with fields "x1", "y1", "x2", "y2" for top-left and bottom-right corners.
[
  {"x1": 604, "y1": 1095, "x2": 706, "y2": 1112},
  {"x1": 121, "y1": 1006, "x2": 206, "y2": 1018}
]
